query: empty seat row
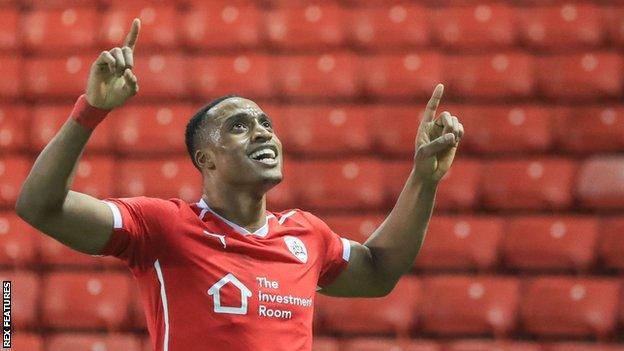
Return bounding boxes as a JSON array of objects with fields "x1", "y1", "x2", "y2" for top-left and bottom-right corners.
[
  {"x1": 314, "y1": 338, "x2": 624, "y2": 351},
  {"x1": 3, "y1": 4, "x2": 624, "y2": 52},
  {"x1": 9, "y1": 333, "x2": 624, "y2": 351},
  {"x1": 8, "y1": 332, "x2": 150, "y2": 351},
  {"x1": 324, "y1": 214, "x2": 624, "y2": 272},
  {"x1": 5, "y1": 270, "x2": 624, "y2": 338},
  {"x1": 2, "y1": 156, "x2": 623, "y2": 211},
  {"x1": 1, "y1": 52, "x2": 622, "y2": 100},
  {"x1": 3, "y1": 103, "x2": 624, "y2": 155},
  {"x1": 3, "y1": 212, "x2": 624, "y2": 272},
  {"x1": 315, "y1": 276, "x2": 624, "y2": 339}
]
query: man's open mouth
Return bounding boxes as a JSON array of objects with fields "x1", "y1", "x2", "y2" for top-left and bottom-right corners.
[{"x1": 248, "y1": 147, "x2": 278, "y2": 166}]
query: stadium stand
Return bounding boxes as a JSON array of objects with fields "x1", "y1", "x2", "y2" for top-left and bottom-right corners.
[{"x1": 2, "y1": 0, "x2": 623, "y2": 350}]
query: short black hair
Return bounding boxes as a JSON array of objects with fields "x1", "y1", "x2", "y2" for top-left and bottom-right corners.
[{"x1": 185, "y1": 94, "x2": 242, "y2": 170}]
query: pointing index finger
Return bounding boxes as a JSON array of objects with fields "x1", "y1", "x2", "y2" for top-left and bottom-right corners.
[
  {"x1": 423, "y1": 83, "x2": 444, "y2": 123},
  {"x1": 123, "y1": 18, "x2": 141, "y2": 50}
]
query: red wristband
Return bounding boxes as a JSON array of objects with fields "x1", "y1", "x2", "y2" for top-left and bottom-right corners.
[{"x1": 70, "y1": 94, "x2": 111, "y2": 130}]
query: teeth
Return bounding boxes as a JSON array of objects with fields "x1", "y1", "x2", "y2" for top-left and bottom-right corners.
[{"x1": 249, "y1": 148, "x2": 276, "y2": 160}]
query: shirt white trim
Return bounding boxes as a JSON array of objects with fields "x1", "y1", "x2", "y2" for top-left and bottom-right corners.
[
  {"x1": 154, "y1": 260, "x2": 170, "y2": 351},
  {"x1": 197, "y1": 198, "x2": 269, "y2": 237},
  {"x1": 103, "y1": 201, "x2": 123, "y2": 229},
  {"x1": 340, "y1": 238, "x2": 351, "y2": 262},
  {"x1": 278, "y1": 210, "x2": 297, "y2": 225}
]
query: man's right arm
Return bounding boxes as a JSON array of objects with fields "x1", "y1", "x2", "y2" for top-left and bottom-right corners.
[{"x1": 15, "y1": 19, "x2": 141, "y2": 255}]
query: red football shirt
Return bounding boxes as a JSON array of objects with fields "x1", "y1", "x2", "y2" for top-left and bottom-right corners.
[{"x1": 99, "y1": 196, "x2": 350, "y2": 351}]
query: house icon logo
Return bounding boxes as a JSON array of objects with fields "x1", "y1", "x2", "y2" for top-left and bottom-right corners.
[{"x1": 207, "y1": 273, "x2": 252, "y2": 315}]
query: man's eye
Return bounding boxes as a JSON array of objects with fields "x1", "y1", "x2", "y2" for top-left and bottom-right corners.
[
  {"x1": 232, "y1": 122, "x2": 246, "y2": 131},
  {"x1": 262, "y1": 121, "x2": 272, "y2": 129}
]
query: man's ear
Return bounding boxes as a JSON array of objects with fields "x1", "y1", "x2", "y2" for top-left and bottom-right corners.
[{"x1": 195, "y1": 149, "x2": 215, "y2": 170}]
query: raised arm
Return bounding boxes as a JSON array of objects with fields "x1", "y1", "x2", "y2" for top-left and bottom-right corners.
[
  {"x1": 321, "y1": 84, "x2": 465, "y2": 297},
  {"x1": 15, "y1": 19, "x2": 141, "y2": 255}
]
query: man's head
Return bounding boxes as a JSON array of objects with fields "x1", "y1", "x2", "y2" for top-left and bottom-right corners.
[{"x1": 185, "y1": 95, "x2": 283, "y2": 193}]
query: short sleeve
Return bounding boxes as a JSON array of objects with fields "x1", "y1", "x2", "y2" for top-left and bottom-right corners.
[
  {"x1": 303, "y1": 212, "x2": 351, "y2": 288},
  {"x1": 99, "y1": 196, "x2": 178, "y2": 271}
]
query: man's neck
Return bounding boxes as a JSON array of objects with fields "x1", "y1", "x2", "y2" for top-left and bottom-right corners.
[{"x1": 201, "y1": 183, "x2": 267, "y2": 233}]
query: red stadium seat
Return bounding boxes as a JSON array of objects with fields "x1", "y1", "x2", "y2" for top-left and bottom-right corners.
[
  {"x1": 0, "y1": 104, "x2": 28, "y2": 152},
  {"x1": 316, "y1": 276, "x2": 419, "y2": 336},
  {"x1": 521, "y1": 277, "x2": 620, "y2": 338},
  {"x1": 38, "y1": 232, "x2": 109, "y2": 269},
  {"x1": 604, "y1": 6, "x2": 624, "y2": 47},
  {"x1": 554, "y1": 106, "x2": 624, "y2": 153},
  {"x1": 360, "y1": 52, "x2": 442, "y2": 99},
  {"x1": 187, "y1": 55, "x2": 273, "y2": 99},
  {"x1": 322, "y1": 214, "x2": 385, "y2": 244},
  {"x1": 110, "y1": 104, "x2": 194, "y2": 155},
  {"x1": 21, "y1": 0, "x2": 99, "y2": 8},
  {"x1": 131, "y1": 54, "x2": 187, "y2": 98},
  {"x1": 0, "y1": 212, "x2": 38, "y2": 267},
  {"x1": 502, "y1": 216, "x2": 599, "y2": 272},
  {"x1": 273, "y1": 53, "x2": 357, "y2": 99},
  {"x1": 350, "y1": 5, "x2": 429, "y2": 49},
  {"x1": 0, "y1": 271, "x2": 39, "y2": 329},
  {"x1": 414, "y1": 216, "x2": 504, "y2": 271},
  {"x1": 0, "y1": 55, "x2": 21, "y2": 99},
  {"x1": 72, "y1": 156, "x2": 115, "y2": 199},
  {"x1": 181, "y1": 2, "x2": 262, "y2": 50},
  {"x1": 266, "y1": 4, "x2": 347, "y2": 50},
  {"x1": 47, "y1": 333, "x2": 142, "y2": 351},
  {"x1": 451, "y1": 105, "x2": 553, "y2": 154},
  {"x1": 446, "y1": 52, "x2": 534, "y2": 98},
  {"x1": 537, "y1": 53, "x2": 623, "y2": 99},
  {"x1": 447, "y1": 340, "x2": 542, "y2": 351},
  {"x1": 518, "y1": 4, "x2": 603, "y2": 49},
  {"x1": 312, "y1": 337, "x2": 340, "y2": 351},
  {"x1": 0, "y1": 7, "x2": 19, "y2": 50},
  {"x1": 384, "y1": 159, "x2": 480, "y2": 210},
  {"x1": 293, "y1": 158, "x2": 384, "y2": 210},
  {"x1": 433, "y1": 4, "x2": 515, "y2": 49},
  {"x1": 280, "y1": 105, "x2": 371, "y2": 155},
  {"x1": 267, "y1": 157, "x2": 297, "y2": 211},
  {"x1": 116, "y1": 157, "x2": 202, "y2": 202},
  {"x1": 130, "y1": 286, "x2": 147, "y2": 329},
  {"x1": 41, "y1": 272, "x2": 133, "y2": 329},
  {"x1": 372, "y1": 105, "x2": 420, "y2": 156},
  {"x1": 419, "y1": 276, "x2": 520, "y2": 336},
  {"x1": 8, "y1": 333, "x2": 44, "y2": 351},
  {"x1": 100, "y1": 4, "x2": 177, "y2": 49},
  {"x1": 481, "y1": 158, "x2": 576, "y2": 210},
  {"x1": 599, "y1": 217, "x2": 624, "y2": 270},
  {"x1": 342, "y1": 338, "x2": 441, "y2": 351},
  {"x1": 576, "y1": 157, "x2": 624, "y2": 210},
  {"x1": 22, "y1": 8, "x2": 98, "y2": 53},
  {"x1": 544, "y1": 343, "x2": 624, "y2": 351},
  {"x1": 24, "y1": 55, "x2": 92, "y2": 98},
  {"x1": 30, "y1": 104, "x2": 113, "y2": 153},
  {"x1": 0, "y1": 156, "x2": 30, "y2": 209}
]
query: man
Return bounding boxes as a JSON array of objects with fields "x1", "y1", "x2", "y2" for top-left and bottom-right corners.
[{"x1": 16, "y1": 19, "x2": 464, "y2": 351}]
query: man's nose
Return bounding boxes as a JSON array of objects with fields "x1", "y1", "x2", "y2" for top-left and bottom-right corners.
[{"x1": 251, "y1": 121, "x2": 273, "y2": 141}]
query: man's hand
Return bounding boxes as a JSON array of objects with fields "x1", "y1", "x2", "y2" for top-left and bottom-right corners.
[
  {"x1": 85, "y1": 18, "x2": 140, "y2": 109},
  {"x1": 413, "y1": 83, "x2": 464, "y2": 183}
]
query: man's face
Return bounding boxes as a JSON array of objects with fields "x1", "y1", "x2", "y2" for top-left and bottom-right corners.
[{"x1": 199, "y1": 97, "x2": 283, "y2": 189}]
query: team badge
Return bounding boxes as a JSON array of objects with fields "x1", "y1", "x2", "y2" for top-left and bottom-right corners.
[{"x1": 283, "y1": 236, "x2": 308, "y2": 263}]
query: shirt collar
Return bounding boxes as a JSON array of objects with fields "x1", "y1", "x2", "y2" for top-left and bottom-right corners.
[{"x1": 197, "y1": 198, "x2": 273, "y2": 237}]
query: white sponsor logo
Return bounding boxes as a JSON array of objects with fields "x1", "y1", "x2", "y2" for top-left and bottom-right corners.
[
  {"x1": 204, "y1": 230, "x2": 226, "y2": 248},
  {"x1": 284, "y1": 236, "x2": 308, "y2": 263},
  {"x1": 207, "y1": 273, "x2": 252, "y2": 315}
]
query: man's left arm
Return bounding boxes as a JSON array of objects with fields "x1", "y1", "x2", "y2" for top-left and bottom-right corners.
[{"x1": 320, "y1": 84, "x2": 464, "y2": 297}]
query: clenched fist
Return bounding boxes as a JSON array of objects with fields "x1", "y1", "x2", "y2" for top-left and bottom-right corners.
[{"x1": 85, "y1": 18, "x2": 140, "y2": 109}]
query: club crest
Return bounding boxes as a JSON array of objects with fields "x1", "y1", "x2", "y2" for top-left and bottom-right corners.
[{"x1": 283, "y1": 236, "x2": 308, "y2": 263}]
